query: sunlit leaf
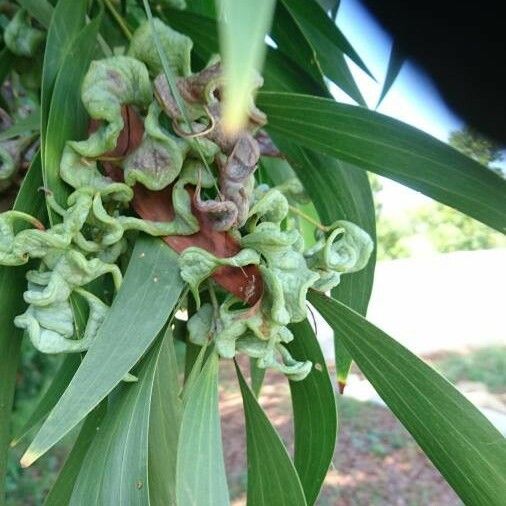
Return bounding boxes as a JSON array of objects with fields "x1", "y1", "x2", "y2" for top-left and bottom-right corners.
[
  {"x1": 21, "y1": 237, "x2": 185, "y2": 467},
  {"x1": 309, "y1": 291, "x2": 506, "y2": 506},
  {"x1": 148, "y1": 334, "x2": 182, "y2": 506},
  {"x1": 176, "y1": 352, "x2": 229, "y2": 505},
  {"x1": 216, "y1": 0, "x2": 276, "y2": 134},
  {"x1": 287, "y1": 320, "x2": 337, "y2": 505},
  {"x1": 44, "y1": 405, "x2": 106, "y2": 506},
  {"x1": 69, "y1": 338, "x2": 165, "y2": 505},
  {"x1": 258, "y1": 92, "x2": 506, "y2": 231},
  {"x1": 236, "y1": 363, "x2": 307, "y2": 506}
]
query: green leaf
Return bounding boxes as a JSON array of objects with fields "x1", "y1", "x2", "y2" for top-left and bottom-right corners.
[
  {"x1": 249, "y1": 357, "x2": 266, "y2": 397},
  {"x1": 309, "y1": 291, "x2": 506, "y2": 506},
  {"x1": 69, "y1": 337, "x2": 165, "y2": 505},
  {"x1": 272, "y1": 2, "x2": 366, "y2": 105},
  {"x1": 258, "y1": 92, "x2": 506, "y2": 232},
  {"x1": 216, "y1": 0, "x2": 276, "y2": 133},
  {"x1": 176, "y1": 352, "x2": 229, "y2": 506},
  {"x1": 0, "y1": 111, "x2": 40, "y2": 142},
  {"x1": 12, "y1": 355, "x2": 80, "y2": 446},
  {"x1": 148, "y1": 334, "x2": 182, "y2": 506},
  {"x1": 163, "y1": 8, "x2": 323, "y2": 97},
  {"x1": 44, "y1": 405, "x2": 106, "y2": 506},
  {"x1": 0, "y1": 47, "x2": 13, "y2": 85},
  {"x1": 40, "y1": 0, "x2": 88, "y2": 141},
  {"x1": 0, "y1": 153, "x2": 46, "y2": 504},
  {"x1": 16, "y1": 0, "x2": 53, "y2": 29},
  {"x1": 287, "y1": 320, "x2": 337, "y2": 505},
  {"x1": 43, "y1": 10, "x2": 102, "y2": 216},
  {"x1": 279, "y1": 0, "x2": 373, "y2": 80},
  {"x1": 236, "y1": 363, "x2": 307, "y2": 506},
  {"x1": 376, "y1": 40, "x2": 404, "y2": 107},
  {"x1": 21, "y1": 236, "x2": 185, "y2": 467}
]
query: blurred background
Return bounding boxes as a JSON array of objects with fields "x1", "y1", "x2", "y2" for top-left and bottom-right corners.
[{"x1": 5, "y1": 0, "x2": 505, "y2": 504}]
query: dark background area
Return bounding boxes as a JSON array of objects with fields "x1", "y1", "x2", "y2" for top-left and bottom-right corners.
[{"x1": 362, "y1": 0, "x2": 506, "y2": 145}]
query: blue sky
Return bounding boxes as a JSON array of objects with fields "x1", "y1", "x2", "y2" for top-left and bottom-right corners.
[{"x1": 332, "y1": 0, "x2": 465, "y2": 213}]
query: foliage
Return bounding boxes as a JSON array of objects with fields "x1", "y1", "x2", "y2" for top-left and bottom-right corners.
[
  {"x1": 0, "y1": 1, "x2": 505, "y2": 505},
  {"x1": 432, "y1": 346, "x2": 506, "y2": 394},
  {"x1": 449, "y1": 126, "x2": 503, "y2": 168},
  {"x1": 375, "y1": 125, "x2": 506, "y2": 260}
]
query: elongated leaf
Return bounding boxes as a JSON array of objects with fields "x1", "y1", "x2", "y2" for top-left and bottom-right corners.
[
  {"x1": 43, "y1": 11, "x2": 102, "y2": 214},
  {"x1": 309, "y1": 291, "x2": 506, "y2": 506},
  {"x1": 249, "y1": 357, "x2": 266, "y2": 397},
  {"x1": 0, "y1": 112, "x2": 40, "y2": 142},
  {"x1": 280, "y1": 0, "x2": 373, "y2": 79},
  {"x1": 217, "y1": 0, "x2": 275, "y2": 134},
  {"x1": 273, "y1": 2, "x2": 366, "y2": 105},
  {"x1": 176, "y1": 353, "x2": 229, "y2": 506},
  {"x1": 17, "y1": 0, "x2": 53, "y2": 29},
  {"x1": 163, "y1": 8, "x2": 324, "y2": 97},
  {"x1": 44, "y1": 405, "x2": 106, "y2": 506},
  {"x1": 21, "y1": 237, "x2": 185, "y2": 467},
  {"x1": 376, "y1": 40, "x2": 404, "y2": 107},
  {"x1": 40, "y1": 0, "x2": 87, "y2": 140},
  {"x1": 69, "y1": 338, "x2": 164, "y2": 505},
  {"x1": 287, "y1": 320, "x2": 337, "y2": 505},
  {"x1": 258, "y1": 92, "x2": 506, "y2": 231},
  {"x1": 148, "y1": 334, "x2": 182, "y2": 506},
  {"x1": 236, "y1": 364, "x2": 307, "y2": 506},
  {"x1": 0, "y1": 154, "x2": 46, "y2": 503},
  {"x1": 12, "y1": 355, "x2": 80, "y2": 446}
]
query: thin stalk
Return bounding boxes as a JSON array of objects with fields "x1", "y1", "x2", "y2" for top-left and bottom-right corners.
[
  {"x1": 288, "y1": 205, "x2": 330, "y2": 232},
  {"x1": 104, "y1": 0, "x2": 132, "y2": 40}
]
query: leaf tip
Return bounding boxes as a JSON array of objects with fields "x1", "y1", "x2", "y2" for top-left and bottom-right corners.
[
  {"x1": 338, "y1": 380, "x2": 346, "y2": 394},
  {"x1": 20, "y1": 449, "x2": 38, "y2": 468}
]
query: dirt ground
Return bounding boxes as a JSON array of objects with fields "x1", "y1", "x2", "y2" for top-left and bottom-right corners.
[{"x1": 220, "y1": 361, "x2": 462, "y2": 506}]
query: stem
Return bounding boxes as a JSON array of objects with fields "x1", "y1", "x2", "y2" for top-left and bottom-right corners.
[
  {"x1": 288, "y1": 205, "x2": 330, "y2": 232},
  {"x1": 104, "y1": 0, "x2": 132, "y2": 40}
]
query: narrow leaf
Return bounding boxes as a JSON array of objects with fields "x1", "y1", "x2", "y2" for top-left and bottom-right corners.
[
  {"x1": 309, "y1": 291, "x2": 506, "y2": 506},
  {"x1": 287, "y1": 320, "x2": 337, "y2": 505},
  {"x1": 40, "y1": 0, "x2": 87, "y2": 141},
  {"x1": 376, "y1": 40, "x2": 404, "y2": 107},
  {"x1": 44, "y1": 405, "x2": 106, "y2": 506},
  {"x1": 148, "y1": 335, "x2": 183, "y2": 506},
  {"x1": 258, "y1": 92, "x2": 506, "y2": 231},
  {"x1": 69, "y1": 338, "x2": 164, "y2": 505},
  {"x1": 236, "y1": 364, "x2": 307, "y2": 506},
  {"x1": 216, "y1": 0, "x2": 276, "y2": 134},
  {"x1": 0, "y1": 154, "x2": 46, "y2": 503},
  {"x1": 21, "y1": 237, "x2": 185, "y2": 467},
  {"x1": 280, "y1": 0, "x2": 373, "y2": 79},
  {"x1": 273, "y1": 2, "x2": 366, "y2": 105},
  {"x1": 43, "y1": 10, "x2": 102, "y2": 215},
  {"x1": 176, "y1": 353, "x2": 229, "y2": 506}
]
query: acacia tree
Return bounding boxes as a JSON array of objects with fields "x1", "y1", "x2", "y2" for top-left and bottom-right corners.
[{"x1": 1, "y1": 1, "x2": 505, "y2": 505}]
